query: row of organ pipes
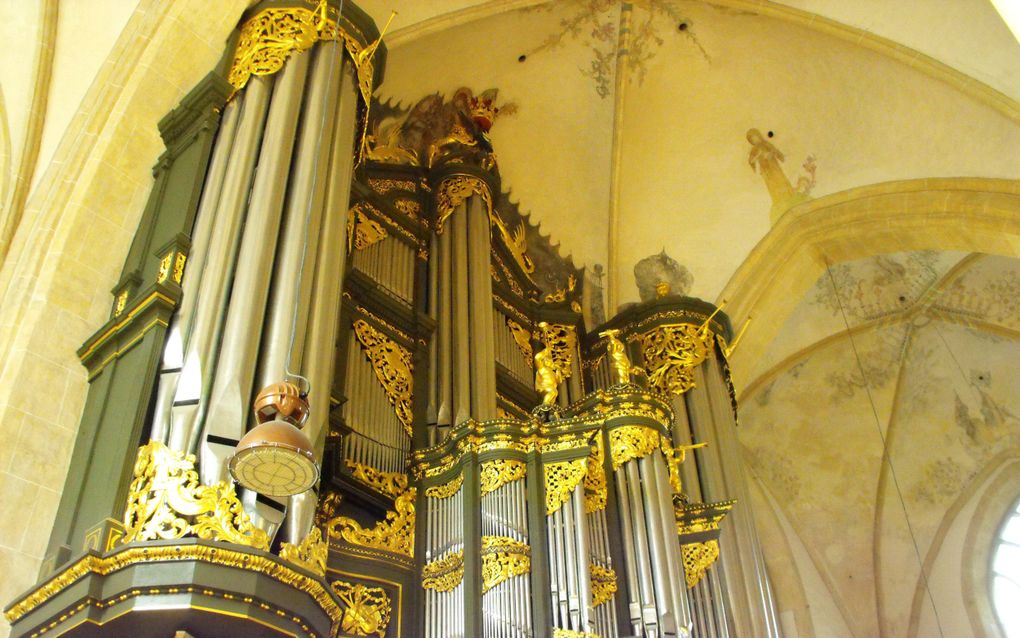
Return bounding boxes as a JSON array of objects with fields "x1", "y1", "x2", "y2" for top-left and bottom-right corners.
[{"x1": 132, "y1": 31, "x2": 778, "y2": 638}]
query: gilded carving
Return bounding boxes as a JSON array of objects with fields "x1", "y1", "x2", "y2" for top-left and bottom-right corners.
[
  {"x1": 122, "y1": 441, "x2": 269, "y2": 550},
  {"x1": 368, "y1": 177, "x2": 417, "y2": 195},
  {"x1": 608, "y1": 425, "x2": 660, "y2": 470},
  {"x1": 332, "y1": 579, "x2": 392, "y2": 637},
  {"x1": 538, "y1": 322, "x2": 578, "y2": 380},
  {"x1": 173, "y1": 252, "x2": 187, "y2": 284},
  {"x1": 600, "y1": 328, "x2": 637, "y2": 386},
  {"x1": 279, "y1": 527, "x2": 328, "y2": 576},
  {"x1": 346, "y1": 459, "x2": 408, "y2": 499},
  {"x1": 584, "y1": 437, "x2": 607, "y2": 513},
  {"x1": 113, "y1": 291, "x2": 128, "y2": 317},
  {"x1": 353, "y1": 212, "x2": 388, "y2": 250},
  {"x1": 394, "y1": 198, "x2": 422, "y2": 219},
  {"x1": 329, "y1": 488, "x2": 416, "y2": 558},
  {"x1": 506, "y1": 318, "x2": 534, "y2": 369},
  {"x1": 353, "y1": 319, "x2": 414, "y2": 437},
  {"x1": 157, "y1": 252, "x2": 174, "y2": 284},
  {"x1": 479, "y1": 459, "x2": 526, "y2": 496},
  {"x1": 590, "y1": 563, "x2": 618, "y2": 607},
  {"x1": 681, "y1": 539, "x2": 720, "y2": 588},
  {"x1": 424, "y1": 473, "x2": 464, "y2": 499},
  {"x1": 534, "y1": 344, "x2": 563, "y2": 407},
  {"x1": 641, "y1": 323, "x2": 714, "y2": 396},
  {"x1": 314, "y1": 490, "x2": 343, "y2": 532},
  {"x1": 435, "y1": 175, "x2": 491, "y2": 235},
  {"x1": 422, "y1": 550, "x2": 465, "y2": 592},
  {"x1": 480, "y1": 536, "x2": 531, "y2": 593},
  {"x1": 552, "y1": 630, "x2": 600, "y2": 638},
  {"x1": 545, "y1": 459, "x2": 587, "y2": 515}
]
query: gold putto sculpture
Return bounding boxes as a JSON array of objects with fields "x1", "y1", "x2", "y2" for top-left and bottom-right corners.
[
  {"x1": 534, "y1": 345, "x2": 562, "y2": 406},
  {"x1": 599, "y1": 328, "x2": 637, "y2": 386}
]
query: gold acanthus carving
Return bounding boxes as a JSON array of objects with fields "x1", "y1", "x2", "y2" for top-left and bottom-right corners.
[
  {"x1": 157, "y1": 250, "x2": 186, "y2": 285},
  {"x1": 434, "y1": 175, "x2": 536, "y2": 282},
  {"x1": 279, "y1": 527, "x2": 328, "y2": 576},
  {"x1": 681, "y1": 539, "x2": 720, "y2": 589},
  {"x1": 368, "y1": 177, "x2": 417, "y2": 194},
  {"x1": 435, "y1": 175, "x2": 491, "y2": 235},
  {"x1": 121, "y1": 441, "x2": 269, "y2": 550},
  {"x1": 422, "y1": 550, "x2": 465, "y2": 592},
  {"x1": 314, "y1": 490, "x2": 343, "y2": 533},
  {"x1": 552, "y1": 630, "x2": 601, "y2": 638},
  {"x1": 353, "y1": 211, "x2": 388, "y2": 250},
  {"x1": 539, "y1": 322, "x2": 578, "y2": 380},
  {"x1": 584, "y1": 437, "x2": 607, "y2": 513},
  {"x1": 345, "y1": 460, "x2": 408, "y2": 499},
  {"x1": 481, "y1": 536, "x2": 531, "y2": 593},
  {"x1": 642, "y1": 323, "x2": 714, "y2": 396},
  {"x1": 332, "y1": 579, "x2": 392, "y2": 638},
  {"x1": 113, "y1": 291, "x2": 128, "y2": 317},
  {"x1": 479, "y1": 459, "x2": 526, "y2": 496},
  {"x1": 352, "y1": 319, "x2": 414, "y2": 437},
  {"x1": 608, "y1": 425, "x2": 661, "y2": 471},
  {"x1": 4, "y1": 544, "x2": 344, "y2": 626},
  {"x1": 394, "y1": 198, "x2": 422, "y2": 219},
  {"x1": 545, "y1": 459, "x2": 587, "y2": 515},
  {"x1": 424, "y1": 473, "x2": 464, "y2": 499},
  {"x1": 506, "y1": 318, "x2": 534, "y2": 369},
  {"x1": 590, "y1": 563, "x2": 618, "y2": 608},
  {"x1": 328, "y1": 488, "x2": 416, "y2": 558}
]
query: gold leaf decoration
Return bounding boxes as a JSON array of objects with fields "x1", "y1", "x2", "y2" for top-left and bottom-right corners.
[
  {"x1": 590, "y1": 563, "x2": 618, "y2": 607},
  {"x1": 353, "y1": 212, "x2": 388, "y2": 250},
  {"x1": 279, "y1": 527, "x2": 328, "y2": 576},
  {"x1": 480, "y1": 536, "x2": 531, "y2": 593},
  {"x1": 424, "y1": 473, "x2": 464, "y2": 499},
  {"x1": 346, "y1": 460, "x2": 408, "y2": 499},
  {"x1": 538, "y1": 322, "x2": 578, "y2": 380},
  {"x1": 479, "y1": 459, "x2": 526, "y2": 496},
  {"x1": 314, "y1": 490, "x2": 343, "y2": 532},
  {"x1": 421, "y1": 550, "x2": 464, "y2": 592},
  {"x1": 552, "y1": 630, "x2": 600, "y2": 638},
  {"x1": 608, "y1": 425, "x2": 661, "y2": 470},
  {"x1": 332, "y1": 579, "x2": 392, "y2": 637},
  {"x1": 641, "y1": 323, "x2": 713, "y2": 396},
  {"x1": 584, "y1": 438, "x2": 607, "y2": 513},
  {"x1": 328, "y1": 488, "x2": 416, "y2": 558},
  {"x1": 506, "y1": 319, "x2": 534, "y2": 369},
  {"x1": 681, "y1": 539, "x2": 720, "y2": 588},
  {"x1": 353, "y1": 319, "x2": 414, "y2": 436},
  {"x1": 545, "y1": 459, "x2": 587, "y2": 515},
  {"x1": 122, "y1": 441, "x2": 268, "y2": 550}
]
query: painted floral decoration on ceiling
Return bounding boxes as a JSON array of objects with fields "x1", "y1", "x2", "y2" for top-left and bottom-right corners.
[{"x1": 526, "y1": 0, "x2": 708, "y2": 97}]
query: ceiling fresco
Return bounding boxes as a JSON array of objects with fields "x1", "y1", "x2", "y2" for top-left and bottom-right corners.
[
  {"x1": 375, "y1": 0, "x2": 1020, "y2": 311},
  {"x1": 739, "y1": 250, "x2": 1020, "y2": 637}
]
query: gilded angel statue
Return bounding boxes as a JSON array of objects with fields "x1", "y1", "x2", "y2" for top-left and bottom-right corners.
[{"x1": 534, "y1": 345, "x2": 562, "y2": 407}]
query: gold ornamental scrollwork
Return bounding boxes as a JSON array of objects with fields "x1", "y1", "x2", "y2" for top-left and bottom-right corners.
[
  {"x1": 353, "y1": 319, "x2": 414, "y2": 436},
  {"x1": 332, "y1": 579, "x2": 392, "y2": 638},
  {"x1": 279, "y1": 527, "x2": 328, "y2": 576},
  {"x1": 538, "y1": 322, "x2": 578, "y2": 380},
  {"x1": 506, "y1": 318, "x2": 534, "y2": 369},
  {"x1": 422, "y1": 550, "x2": 465, "y2": 592},
  {"x1": 545, "y1": 459, "x2": 587, "y2": 515},
  {"x1": 681, "y1": 539, "x2": 720, "y2": 589},
  {"x1": 435, "y1": 175, "x2": 491, "y2": 235},
  {"x1": 328, "y1": 488, "x2": 416, "y2": 558},
  {"x1": 480, "y1": 535, "x2": 531, "y2": 593},
  {"x1": 346, "y1": 460, "x2": 408, "y2": 499},
  {"x1": 590, "y1": 563, "x2": 618, "y2": 608},
  {"x1": 552, "y1": 630, "x2": 601, "y2": 638},
  {"x1": 583, "y1": 437, "x2": 607, "y2": 513},
  {"x1": 352, "y1": 211, "x2": 389, "y2": 250},
  {"x1": 121, "y1": 441, "x2": 269, "y2": 551},
  {"x1": 642, "y1": 323, "x2": 714, "y2": 396},
  {"x1": 479, "y1": 459, "x2": 526, "y2": 496},
  {"x1": 608, "y1": 425, "x2": 661, "y2": 471},
  {"x1": 424, "y1": 473, "x2": 464, "y2": 499}
]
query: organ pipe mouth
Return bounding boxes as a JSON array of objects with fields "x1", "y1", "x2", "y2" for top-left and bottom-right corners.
[{"x1": 229, "y1": 382, "x2": 319, "y2": 496}]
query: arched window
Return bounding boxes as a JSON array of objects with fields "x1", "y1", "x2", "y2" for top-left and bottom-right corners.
[{"x1": 993, "y1": 498, "x2": 1020, "y2": 637}]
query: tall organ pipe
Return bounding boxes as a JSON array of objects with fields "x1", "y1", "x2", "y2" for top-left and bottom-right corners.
[
  {"x1": 167, "y1": 76, "x2": 272, "y2": 456},
  {"x1": 200, "y1": 52, "x2": 310, "y2": 488}
]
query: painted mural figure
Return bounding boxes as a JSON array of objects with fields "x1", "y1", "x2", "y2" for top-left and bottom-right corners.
[{"x1": 746, "y1": 128, "x2": 813, "y2": 224}]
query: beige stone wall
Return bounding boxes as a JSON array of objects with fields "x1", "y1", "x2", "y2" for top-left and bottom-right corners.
[{"x1": 0, "y1": 1, "x2": 246, "y2": 635}]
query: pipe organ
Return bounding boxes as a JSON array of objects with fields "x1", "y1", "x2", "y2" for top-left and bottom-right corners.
[{"x1": 6, "y1": 2, "x2": 781, "y2": 637}]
